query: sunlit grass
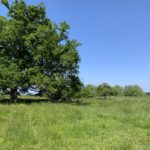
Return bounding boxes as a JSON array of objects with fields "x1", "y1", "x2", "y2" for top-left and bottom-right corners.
[{"x1": 0, "y1": 96, "x2": 149, "y2": 149}]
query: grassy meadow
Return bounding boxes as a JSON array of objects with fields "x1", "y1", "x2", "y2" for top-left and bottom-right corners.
[{"x1": 0, "y1": 96, "x2": 149, "y2": 150}]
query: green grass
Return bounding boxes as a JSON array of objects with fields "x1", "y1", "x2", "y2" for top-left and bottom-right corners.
[{"x1": 0, "y1": 96, "x2": 149, "y2": 150}]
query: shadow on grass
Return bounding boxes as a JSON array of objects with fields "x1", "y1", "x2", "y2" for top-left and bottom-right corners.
[
  {"x1": 0, "y1": 98, "x2": 91, "y2": 106},
  {"x1": 96, "y1": 96, "x2": 112, "y2": 100},
  {"x1": 0, "y1": 98, "x2": 50, "y2": 105},
  {"x1": 69, "y1": 100, "x2": 91, "y2": 106}
]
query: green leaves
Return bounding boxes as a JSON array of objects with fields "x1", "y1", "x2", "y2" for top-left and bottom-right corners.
[
  {"x1": 0, "y1": 63, "x2": 20, "y2": 88},
  {"x1": 97, "y1": 83, "x2": 112, "y2": 98},
  {"x1": 0, "y1": 0, "x2": 81, "y2": 101},
  {"x1": 124, "y1": 85, "x2": 144, "y2": 96},
  {"x1": 0, "y1": 0, "x2": 9, "y2": 9}
]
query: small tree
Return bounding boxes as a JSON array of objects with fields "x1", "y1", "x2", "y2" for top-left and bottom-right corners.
[
  {"x1": 97, "y1": 83, "x2": 112, "y2": 99},
  {"x1": 124, "y1": 85, "x2": 144, "y2": 96}
]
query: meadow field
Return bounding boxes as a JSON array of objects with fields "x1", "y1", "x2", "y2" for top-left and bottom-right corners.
[{"x1": 0, "y1": 96, "x2": 149, "y2": 150}]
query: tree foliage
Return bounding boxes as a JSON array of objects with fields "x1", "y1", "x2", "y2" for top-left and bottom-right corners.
[
  {"x1": 124, "y1": 85, "x2": 144, "y2": 97},
  {"x1": 0, "y1": 0, "x2": 82, "y2": 102},
  {"x1": 80, "y1": 84, "x2": 97, "y2": 98},
  {"x1": 97, "y1": 83, "x2": 112, "y2": 99},
  {"x1": 111, "y1": 85, "x2": 123, "y2": 96}
]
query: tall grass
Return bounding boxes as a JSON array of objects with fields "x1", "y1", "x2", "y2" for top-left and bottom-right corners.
[{"x1": 0, "y1": 97, "x2": 149, "y2": 149}]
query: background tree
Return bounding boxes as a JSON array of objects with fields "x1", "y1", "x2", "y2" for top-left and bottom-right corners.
[
  {"x1": 97, "y1": 83, "x2": 112, "y2": 99},
  {"x1": 124, "y1": 85, "x2": 144, "y2": 96},
  {"x1": 111, "y1": 85, "x2": 124, "y2": 96},
  {"x1": 80, "y1": 84, "x2": 97, "y2": 98},
  {"x1": 0, "y1": 0, "x2": 82, "y2": 102}
]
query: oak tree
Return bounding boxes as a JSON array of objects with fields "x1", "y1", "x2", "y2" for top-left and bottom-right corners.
[{"x1": 0, "y1": 0, "x2": 82, "y2": 102}]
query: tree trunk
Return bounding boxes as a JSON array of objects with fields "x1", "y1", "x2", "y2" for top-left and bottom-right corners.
[{"x1": 10, "y1": 88, "x2": 17, "y2": 103}]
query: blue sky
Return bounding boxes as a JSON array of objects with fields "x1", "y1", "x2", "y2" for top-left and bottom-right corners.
[{"x1": 0, "y1": 0, "x2": 150, "y2": 91}]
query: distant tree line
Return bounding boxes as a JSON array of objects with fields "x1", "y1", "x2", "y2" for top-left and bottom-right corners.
[{"x1": 79, "y1": 83, "x2": 145, "y2": 99}]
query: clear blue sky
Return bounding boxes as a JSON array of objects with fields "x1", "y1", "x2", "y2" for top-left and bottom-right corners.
[{"x1": 1, "y1": 0, "x2": 150, "y2": 91}]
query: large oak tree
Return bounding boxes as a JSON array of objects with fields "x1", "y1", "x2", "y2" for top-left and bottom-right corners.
[{"x1": 0, "y1": 0, "x2": 82, "y2": 102}]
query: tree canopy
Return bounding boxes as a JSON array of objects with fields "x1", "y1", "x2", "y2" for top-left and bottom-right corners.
[
  {"x1": 0, "y1": 0, "x2": 82, "y2": 102},
  {"x1": 97, "y1": 83, "x2": 112, "y2": 99},
  {"x1": 111, "y1": 85, "x2": 123, "y2": 96},
  {"x1": 124, "y1": 85, "x2": 144, "y2": 97},
  {"x1": 80, "y1": 84, "x2": 97, "y2": 98}
]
